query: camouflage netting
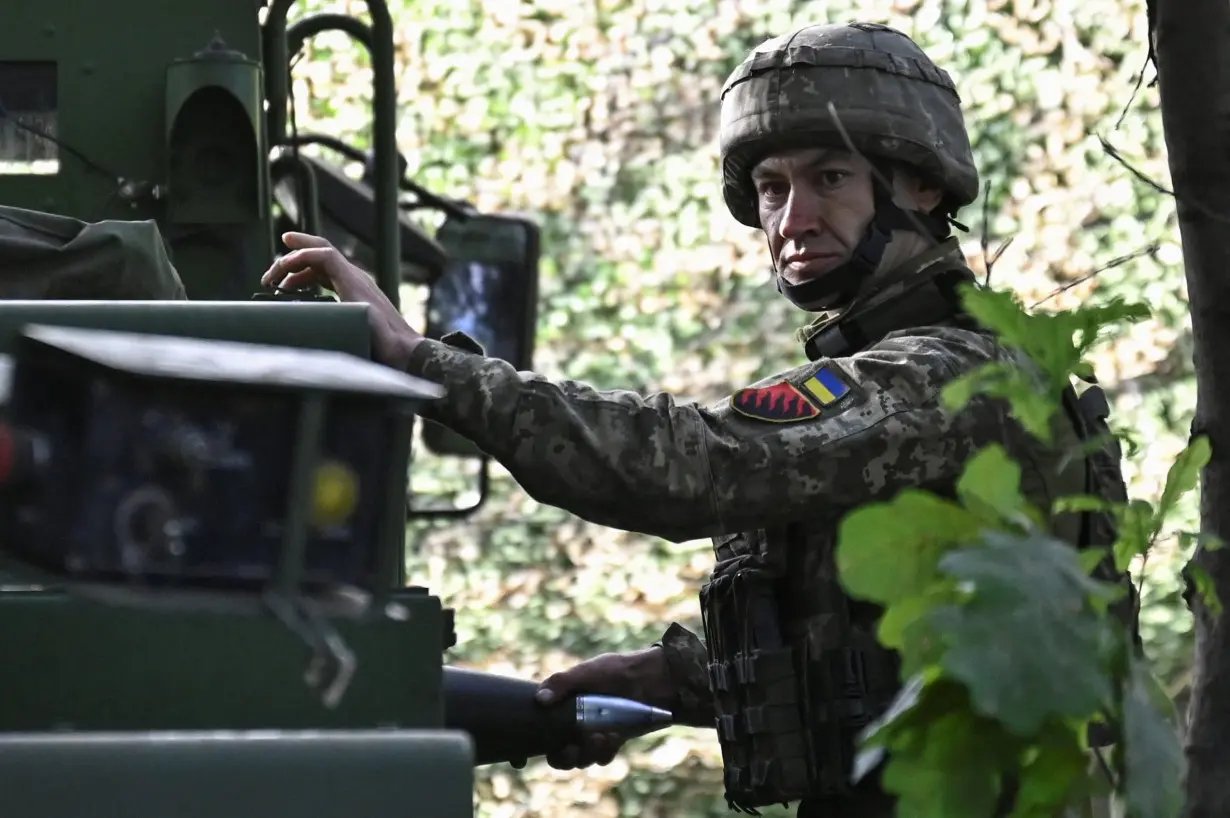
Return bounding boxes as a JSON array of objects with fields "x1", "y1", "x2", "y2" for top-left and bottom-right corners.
[
  {"x1": 288, "y1": 0, "x2": 1190, "y2": 815},
  {"x1": 0, "y1": 205, "x2": 186, "y2": 301}
]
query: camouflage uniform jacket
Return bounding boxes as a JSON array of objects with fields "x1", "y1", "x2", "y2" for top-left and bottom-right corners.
[{"x1": 404, "y1": 241, "x2": 1087, "y2": 804}]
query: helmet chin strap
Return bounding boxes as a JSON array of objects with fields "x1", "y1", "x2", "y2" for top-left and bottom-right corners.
[{"x1": 772, "y1": 174, "x2": 949, "y2": 312}]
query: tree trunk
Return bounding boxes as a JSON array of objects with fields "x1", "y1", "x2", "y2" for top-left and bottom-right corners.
[{"x1": 1155, "y1": 1, "x2": 1230, "y2": 816}]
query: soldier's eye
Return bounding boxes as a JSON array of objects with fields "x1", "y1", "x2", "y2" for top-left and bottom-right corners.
[
  {"x1": 757, "y1": 181, "x2": 789, "y2": 199},
  {"x1": 817, "y1": 170, "x2": 849, "y2": 188}
]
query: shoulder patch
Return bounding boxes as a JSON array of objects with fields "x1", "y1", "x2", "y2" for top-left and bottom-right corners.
[
  {"x1": 798, "y1": 363, "x2": 857, "y2": 408},
  {"x1": 730, "y1": 380, "x2": 820, "y2": 423}
]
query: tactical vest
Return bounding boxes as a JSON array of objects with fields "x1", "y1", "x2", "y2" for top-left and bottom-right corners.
[{"x1": 699, "y1": 264, "x2": 1138, "y2": 813}]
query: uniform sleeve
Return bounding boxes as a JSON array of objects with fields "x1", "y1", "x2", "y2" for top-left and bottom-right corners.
[
  {"x1": 405, "y1": 327, "x2": 1015, "y2": 542},
  {"x1": 652, "y1": 622, "x2": 715, "y2": 727}
]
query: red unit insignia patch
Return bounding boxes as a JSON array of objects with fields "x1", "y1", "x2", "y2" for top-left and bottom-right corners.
[{"x1": 730, "y1": 381, "x2": 820, "y2": 422}]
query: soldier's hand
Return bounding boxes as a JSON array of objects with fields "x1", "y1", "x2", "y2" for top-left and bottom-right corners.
[
  {"x1": 260, "y1": 232, "x2": 422, "y2": 369},
  {"x1": 535, "y1": 647, "x2": 677, "y2": 771}
]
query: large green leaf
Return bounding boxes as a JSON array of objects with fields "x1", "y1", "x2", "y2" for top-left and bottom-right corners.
[
  {"x1": 878, "y1": 685, "x2": 1015, "y2": 818},
  {"x1": 1121, "y1": 659, "x2": 1184, "y2": 818},
  {"x1": 932, "y1": 532, "x2": 1117, "y2": 734},
  {"x1": 1009, "y1": 722, "x2": 1095, "y2": 818},
  {"x1": 956, "y1": 444, "x2": 1037, "y2": 528},
  {"x1": 1152, "y1": 436, "x2": 1210, "y2": 540},
  {"x1": 836, "y1": 490, "x2": 982, "y2": 605}
]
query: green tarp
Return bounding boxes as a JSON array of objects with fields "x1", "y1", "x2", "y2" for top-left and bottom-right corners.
[{"x1": 0, "y1": 205, "x2": 187, "y2": 300}]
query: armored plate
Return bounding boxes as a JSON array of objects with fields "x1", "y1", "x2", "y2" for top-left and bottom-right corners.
[
  {"x1": 18, "y1": 323, "x2": 445, "y2": 400},
  {"x1": 0, "y1": 730, "x2": 474, "y2": 818}
]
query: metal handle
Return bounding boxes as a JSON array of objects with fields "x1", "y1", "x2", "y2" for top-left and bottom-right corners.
[{"x1": 263, "y1": 0, "x2": 402, "y2": 308}]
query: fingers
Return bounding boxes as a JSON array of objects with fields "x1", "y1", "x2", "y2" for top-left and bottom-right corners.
[
  {"x1": 592, "y1": 732, "x2": 622, "y2": 766},
  {"x1": 535, "y1": 670, "x2": 574, "y2": 706},
  {"x1": 536, "y1": 654, "x2": 621, "y2": 705},
  {"x1": 283, "y1": 231, "x2": 332, "y2": 250},
  {"x1": 260, "y1": 245, "x2": 338, "y2": 288},
  {"x1": 545, "y1": 733, "x2": 624, "y2": 771},
  {"x1": 260, "y1": 233, "x2": 338, "y2": 288}
]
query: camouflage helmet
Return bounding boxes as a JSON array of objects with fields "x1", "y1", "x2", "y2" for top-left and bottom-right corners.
[{"x1": 719, "y1": 22, "x2": 979, "y2": 228}]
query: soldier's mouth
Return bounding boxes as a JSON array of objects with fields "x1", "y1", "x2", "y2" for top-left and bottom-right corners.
[{"x1": 782, "y1": 253, "x2": 843, "y2": 282}]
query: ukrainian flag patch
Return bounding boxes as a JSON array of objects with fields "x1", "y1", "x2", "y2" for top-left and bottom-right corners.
[{"x1": 800, "y1": 365, "x2": 852, "y2": 407}]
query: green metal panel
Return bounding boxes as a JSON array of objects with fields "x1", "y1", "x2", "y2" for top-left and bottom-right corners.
[
  {"x1": 0, "y1": 730, "x2": 474, "y2": 818},
  {"x1": 0, "y1": 1, "x2": 271, "y2": 299},
  {"x1": 0, "y1": 589, "x2": 446, "y2": 731},
  {"x1": 0, "y1": 301, "x2": 372, "y2": 357},
  {"x1": 0, "y1": 1, "x2": 261, "y2": 216}
]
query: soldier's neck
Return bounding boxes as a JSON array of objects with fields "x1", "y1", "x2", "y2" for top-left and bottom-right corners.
[{"x1": 796, "y1": 238, "x2": 972, "y2": 360}]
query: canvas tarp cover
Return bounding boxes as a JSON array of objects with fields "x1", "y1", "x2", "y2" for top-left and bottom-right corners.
[{"x1": 0, "y1": 205, "x2": 187, "y2": 300}]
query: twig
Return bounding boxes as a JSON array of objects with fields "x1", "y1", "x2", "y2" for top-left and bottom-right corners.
[
  {"x1": 1030, "y1": 243, "x2": 1159, "y2": 308},
  {"x1": 1114, "y1": 51, "x2": 1155, "y2": 132},
  {"x1": 1098, "y1": 133, "x2": 1230, "y2": 224},
  {"x1": 981, "y1": 180, "x2": 992, "y2": 285},
  {"x1": 978, "y1": 181, "x2": 1016, "y2": 286},
  {"x1": 1098, "y1": 133, "x2": 1174, "y2": 197}
]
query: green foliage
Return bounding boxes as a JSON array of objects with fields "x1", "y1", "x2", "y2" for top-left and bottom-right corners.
[
  {"x1": 1120, "y1": 661, "x2": 1185, "y2": 818},
  {"x1": 934, "y1": 532, "x2": 1118, "y2": 735},
  {"x1": 838, "y1": 491, "x2": 982, "y2": 604},
  {"x1": 1154, "y1": 438, "x2": 1209, "y2": 530},
  {"x1": 1106, "y1": 438, "x2": 1211, "y2": 575},
  {"x1": 941, "y1": 286, "x2": 1149, "y2": 441},
  {"x1": 837, "y1": 287, "x2": 1199, "y2": 817}
]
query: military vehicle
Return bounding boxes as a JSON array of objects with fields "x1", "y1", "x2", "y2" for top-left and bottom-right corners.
[{"x1": 0, "y1": 2, "x2": 677, "y2": 815}]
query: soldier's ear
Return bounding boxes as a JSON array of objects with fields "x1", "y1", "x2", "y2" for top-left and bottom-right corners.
[
  {"x1": 892, "y1": 169, "x2": 944, "y2": 214},
  {"x1": 915, "y1": 183, "x2": 944, "y2": 214}
]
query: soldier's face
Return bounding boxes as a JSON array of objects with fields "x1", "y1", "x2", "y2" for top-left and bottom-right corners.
[{"x1": 752, "y1": 147, "x2": 937, "y2": 286}]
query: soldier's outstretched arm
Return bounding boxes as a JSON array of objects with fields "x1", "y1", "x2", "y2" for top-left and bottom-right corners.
[{"x1": 406, "y1": 326, "x2": 1015, "y2": 543}]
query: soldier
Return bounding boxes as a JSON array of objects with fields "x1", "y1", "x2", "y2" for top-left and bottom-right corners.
[{"x1": 262, "y1": 22, "x2": 1131, "y2": 817}]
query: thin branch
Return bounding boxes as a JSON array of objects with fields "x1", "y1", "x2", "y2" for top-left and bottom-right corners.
[
  {"x1": 1099, "y1": 133, "x2": 1175, "y2": 196},
  {"x1": 1099, "y1": 133, "x2": 1230, "y2": 225},
  {"x1": 1030, "y1": 243, "x2": 1159, "y2": 308},
  {"x1": 989, "y1": 235, "x2": 1014, "y2": 271},
  {"x1": 1114, "y1": 51, "x2": 1156, "y2": 131},
  {"x1": 981, "y1": 180, "x2": 993, "y2": 285}
]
